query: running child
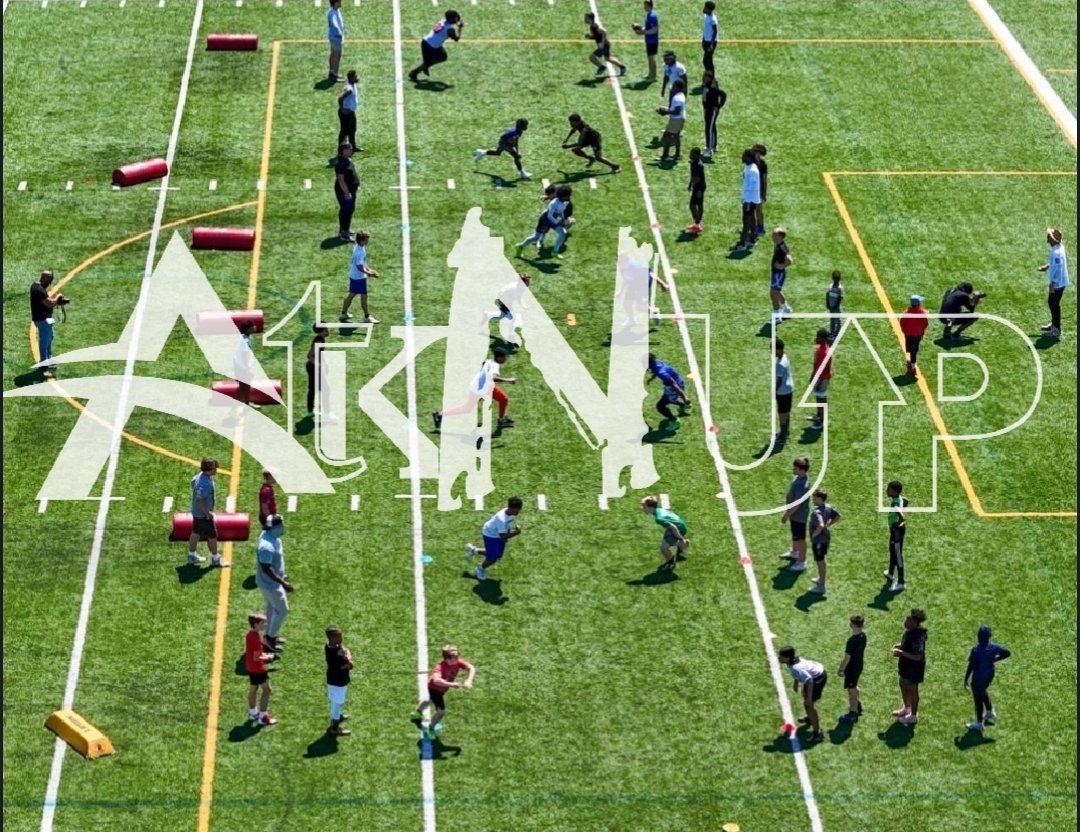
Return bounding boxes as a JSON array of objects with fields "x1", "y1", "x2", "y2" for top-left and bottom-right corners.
[
  {"x1": 647, "y1": 353, "x2": 691, "y2": 429},
  {"x1": 408, "y1": 10, "x2": 464, "y2": 82},
  {"x1": 475, "y1": 119, "x2": 531, "y2": 180},
  {"x1": 687, "y1": 146, "x2": 706, "y2": 234},
  {"x1": 641, "y1": 495, "x2": 690, "y2": 572},
  {"x1": 837, "y1": 615, "x2": 866, "y2": 722},
  {"x1": 433, "y1": 348, "x2": 517, "y2": 431},
  {"x1": 465, "y1": 496, "x2": 524, "y2": 581},
  {"x1": 562, "y1": 114, "x2": 621, "y2": 172},
  {"x1": 884, "y1": 479, "x2": 908, "y2": 591},
  {"x1": 964, "y1": 624, "x2": 1011, "y2": 732},
  {"x1": 585, "y1": 12, "x2": 627, "y2": 77},
  {"x1": 825, "y1": 270, "x2": 844, "y2": 341},
  {"x1": 413, "y1": 644, "x2": 476, "y2": 740},
  {"x1": 807, "y1": 488, "x2": 840, "y2": 595},
  {"x1": 517, "y1": 185, "x2": 572, "y2": 257},
  {"x1": 245, "y1": 613, "x2": 278, "y2": 726}
]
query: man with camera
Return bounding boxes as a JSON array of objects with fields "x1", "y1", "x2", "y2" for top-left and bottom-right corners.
[
  {"x1": 1037, "y1": 227, "x2": 1069, "y2": 338},
  {"x1": 30, "y1": 270, "x2": 68, "y2": 375},
  {"x1": 939, "y1": 281, "x2": 986, "y2": 340}
]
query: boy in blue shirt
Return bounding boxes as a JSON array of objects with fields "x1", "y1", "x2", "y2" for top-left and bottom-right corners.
[
  {"x1": 647, "y1": 353, "x2": 691, "y2": 430},
  {"x1": 475, "y1": 119, "x2": 531, "y2": 181},
  {"x1": 632, "y1": 0, "x2": 660, "y2": 79},
  {"x1": 964, "y1": 624, "x2": 1011, "y2": 731}
]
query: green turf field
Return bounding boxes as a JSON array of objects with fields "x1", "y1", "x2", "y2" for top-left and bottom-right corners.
[{"x1": 3, "y1": 1, "x2": 1076, "y2": 831}]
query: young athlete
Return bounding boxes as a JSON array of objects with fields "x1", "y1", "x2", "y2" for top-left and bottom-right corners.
[
  {"x1": 474, "y1": 119, "x2": 531, "y2": 180},
  {"x1": 408, "y1": 10, "x2": 463, "y2": 82},
  {"x1": 752, "y1": 144, "x2": 769, "y2": 236},
  {"x1": 837, "y1": 615, "x2": 866, "y2": 722},
  {"x1": 659, "y1": 50, "x2": 687, "y2": 101},
  {"x1": 774, "y1": 338, "x2": 795, "y2": 444},
  {"x1": 701, "y1": 1, "x2": 719, "y2": 75},
  {"x1": 245, "y1": 613, "x2": 278, "y2": 726},
  {"x1": 700, "y1": 71, "x2": 727, "y2": 160},
  {"x1": 825, "y1": 270, "x2": 844, "y2": 341},
  {"x1": 258, "y1": 469, "x2": 277, "y2": 527},
  {"x1": 808, "y1": 328, "x2": 832, "y2": 431},
  {"x1": 414, "y1": 644, "x2": 476, "y2": 740},
  {"x1": 324, "y1": 625, "x2": 354, "y2": 736},
  {"x1": 769, "y1": 227, "x2": 793, "y2": 327},
  {"x1": 779, "y1": 455, "x2": 810, "y2": 571},
  {"x1": 647, "y1": 353, "x2": 691, "y2": 429},
  {"x1": 884, "y1": 479, "x2": 908, "y2": 591},
  {"x1": 585, "y1": 12, "x2": 627, "y2": 77},
  {"x1": 632, "y1": 0, "x2": 660, "y2": 79},
  {"x1": 488, "y1": 272, "x2": 531, "y2": 348},
  {"x1": 778, "y1": 646, "x2": 827, "y2": 743},
  {"x1": 562, "y1": 114, "x2": 621, "y2": 173},
  {"x1": 735, "y1": 148, "x2": 761, "y2": 251},
  {"x1": 641, "y1": 495, "x2": 690, "y2": 572},
  {"x1": 963, "y1": 624, "x2": 1011, "y2": 732},
  {"x1": 466, "y1": 496, "x2": 524, "y2": 581},
  {"x1": 340, "y1": 230, "x2": 381, "y2": 324},
  {"x1": 687, "y1": 147, "x2": 706, "y2": 234},
  {"x1": 807, "y1": 488, "x2": 840, "y2": 595},
  {"x1": 891, "y1": 608, "x2": 927, "y2": 725},
  {"x1": 537, "y1": 184, "x2": 576, "y2": 247},
  {"x1": 900, "y1": 294, "x2": 929, "y2": 378},
  {"x1": 655, "y1": 79, "x2": 686, "y2": 163},
  {"x1": 517, "y1": 185, "x2": 572, "y2": 257},
  {"x1": 433, "y1": 348, "x2": 517, "y2": 431}
]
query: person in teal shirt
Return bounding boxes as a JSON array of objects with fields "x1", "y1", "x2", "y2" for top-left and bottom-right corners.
[{"x1": 641, "y1": 495, "x2": 690, "y2": 572}]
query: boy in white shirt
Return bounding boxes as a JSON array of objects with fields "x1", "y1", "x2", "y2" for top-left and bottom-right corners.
[{"x1": 465, "y1": 496, "x2": 524, "y2": 581}]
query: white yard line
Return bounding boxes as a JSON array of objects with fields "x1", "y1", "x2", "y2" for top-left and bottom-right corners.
[
  {"x1": 968, "y1": 0, "x2": 1076, "y2": 148},
  {"x1": 162, "y1": 496, "x2": 173, "y2": 513},
  {"x1": 39, "y1": 3, "x2": 205, "y2": 831},
  {"x1": 591, "y1": 2, "x2": 823, "y2": 829},
  {"x1": 390, "y1": 0, "x2": 436, "y2": 829}
]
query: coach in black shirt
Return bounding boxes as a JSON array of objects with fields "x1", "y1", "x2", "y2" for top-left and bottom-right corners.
[
  {"x1": 940, "y1": 282, "x2": 984, "y2": 339},
  {"x1": 333, "y1": 143, "x2": 360, "y2": 242},
  {"x1": 30, "y1": 270, "x2": 65, "y2": 372}
]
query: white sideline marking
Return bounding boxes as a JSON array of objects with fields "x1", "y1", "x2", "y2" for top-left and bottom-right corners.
[
  {"x1": 541, "y1": 177, "x2": 550, "y2": 189},
  {"x1": 276, "y1": 0, "x2": 282, "y2": 6},
  {"x1": 162, "y1": 496, "x2": 173, "y2": 513},
  {"x1": 235, "y1": 0, "x2": 242, "y2": 6},
  {"x1": 159, "y1": 0, "x2": 165, "y2": 7},
  {"x1": 589, "y1": 177, "x2": 597, "y2": 189},
  {"x1": 65, "y1": 181, "x2": 73, "y2": 191},
  {"x1": 39, "y1": 4, "x2": 206, "y2": 832},
  {"x1": 446, "y1": 178, "x2": 455, "y2": 189},
  {"x1": 256, "y1": 178, "x2": 264, "y2": 191},
  {"x1": 286, "y1": 495, "x2": 298, "y2": 512},
  {"x1": 597, "y1": 494, "x2": 608, "y2": 510},
  {"x1": 38, "y1": 500, "x2": 48, "y2": 514},
  {"x1": 303, "y1": 178, "x2": 312, "y2": 190},
  {"x1": 395, "y1": 494, "x2": 436, "y2": 499},
  {"x1": 208, "y1": 179, "x2": 217, "y2": 191},
  {"x1": 548, "y1": 0, "x2": 554, "y2": 5},
  {"x1": 353, "y1": 0, "x2": 359, "y2": 6},
  {"x1": 18, "y1": 180, "x2": 27, "y2": 191},
  {"x1": 471, "y1": 0, "x2": 476, "y2": 5},
  {"x1": 659, "y1": 493, "x2": 670, "y2": 510},
  {"x1": 41, "y1": 0, "x2": 48, "y2": 7},
  {"x1": 968, "y1": 0, "x2": 1076, "y2": 148},
  {"x1": 590, "y1": 2, "x2": 823, "y2": 829},
  {"x1": 350, "y1": 494, "x2": 361, "y2": 511},
  {"x1": 80, "y1": 0, "x2": 86, "y2": 6},
  {"x1": 225, "y1": 495, "x2": 236, "y2": 513},
  {"x1": 314, "y1": 0, "x2": 320, "y2": 6},
  {"x1": 390, "y1": 0, "x2": 436, "y2": 827},
  {"x1": 537, "y1": 494, "x2": 547, "y2": 511},
  {"x1": 119, "y1": 0, "x2": 125, "y2": 7},
  {"x1": 508, "y1": 0, "x2": 515, "y2": 6}
]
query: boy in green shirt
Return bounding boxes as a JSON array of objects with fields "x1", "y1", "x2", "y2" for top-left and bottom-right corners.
[{"x1": 641, "y1": 495, "x2": 690, "y2": 572}]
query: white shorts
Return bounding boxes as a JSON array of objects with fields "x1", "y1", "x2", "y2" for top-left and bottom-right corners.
[{"x1": 327, "y1": 684, "x2": 349, "y2": 705}]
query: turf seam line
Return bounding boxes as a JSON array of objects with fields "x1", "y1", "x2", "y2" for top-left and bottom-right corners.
[
  {"x1": 591, "y1": 2, "x2": 824, "y2": 830},
  {"x1": 38, "y1": 3, "x2": 205, "y2": 832}
]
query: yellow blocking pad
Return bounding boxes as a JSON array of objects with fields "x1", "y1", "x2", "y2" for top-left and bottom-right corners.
[{"x1": 45, "y1": 710, "x2": 115, "y2": 760}]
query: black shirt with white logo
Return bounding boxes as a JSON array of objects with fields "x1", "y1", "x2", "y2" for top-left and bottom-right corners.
[{"x1": 325, "y1": 644, "x2": 352, "y2": 687}]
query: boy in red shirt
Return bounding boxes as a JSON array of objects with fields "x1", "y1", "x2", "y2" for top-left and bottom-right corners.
[
  {"x1": 258, "y1": 469, "x2": 277, "y2": 527},
  {"x1": 412, "y1": 644, "x2": 476, "y2": 740},
  {"x1": 899, "y1": 294, "x2": 929, "y2": 378},
  {"x1": 809, "y1": 328, "x2": 833, "y2": 431},
  {"x1": 245, "y1": 613, "x2": 278, "y2": 726}
]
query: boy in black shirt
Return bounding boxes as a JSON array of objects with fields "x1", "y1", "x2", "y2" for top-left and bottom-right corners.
[
  {"x1": 325, "y1": 625, "x2": 354, "y2": 737},
  {"x1": 837, "y1": 615, "x2": 866, "y2": 722},
  {"x1": 561, "y1": 114, "x2": 621, "y2": 173},
  {"x1": 333, "y1": 143, "x2": 360, "y2": 241},
  {"x1": 891, "y1": 608, "x2": 927, "y2": 725},
  {"x1": 686, "y1": 147, "x2": 706, "y2": 234}
]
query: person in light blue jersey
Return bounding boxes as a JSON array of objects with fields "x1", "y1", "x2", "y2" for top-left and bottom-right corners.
[
  {"x1": 327, "y1": 0, "x2": 345, "y2": 82},
  {"x1": 1038, "y1": 227, "x2": 1069, "y2": 337},
  {"x1": 336, "y1": 69, "x2": 360, "y2": 154}
]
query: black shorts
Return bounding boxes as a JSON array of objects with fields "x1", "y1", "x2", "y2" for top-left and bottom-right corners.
[
  {"x1": 581, "y1": 129, "x2": 602, "y2": 152},
  {"x1": 790, "y1": 520, "x2": 807, "y2": 542},
  {"x1": 843, "y1": 670, "x2": 862, "y2": 689},
  {"x1": 248, "y1": 672, "x2": 269, "y2": 686},
  {"x1": 535, "y1": 212, "x2": 553, "y2": 234},
  {"x1": 904, "y1": 335, "x2": 922, "y2": 356},
  {"x1": 899, "y1": 663, "x2": 925, "y2": 685},
  {"x1": 776, "y1": 392, "x2": 793, "y2": 415},
  {"x1": 690, "y1": 187, "x2": 706, "y2": 199},
  {"x1": 592, "y1": 44, "x2": 611, "y2": 61},
  {"x1": 428, "y1": 687, "x2": 447, "y2": 710},
  {"x1": 496, "y1": 139, "x2": 519, "y2": 156},
  {"x1": 421, "y1": 40, "x2": 448, "y2": 67},
  {"x1": 192, "y1": 517, "x2": 217, "y2": 539},
  {"x1": 812, "y1": 539, "x2": 829, "y2": 561},
  {"x1": 808, "y1": 671, "x2": 827, "y2": 702},
  {"x1": 646, "y1": 42, "x2": 659, "y2": 57}
]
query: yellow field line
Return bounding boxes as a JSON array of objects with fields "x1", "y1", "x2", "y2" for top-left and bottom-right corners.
[
  {"x1": 23, "y1": 200, "x2": 257, "y2": 475},
  {"x1": 824, "y1": 171, "x2": 1076, "y2": 520},
  {"x1": 827, "y1": 170, "x2": 1077, "y2": 177},
  {"x1": 1046, "y1": 68, "x2": 1077, "y2": 74},
  {"x1": 278, "y1": 37, "x2": 995, "y2": 46},
  {"x1": 196, "y1": 38, "x2": 281, "y2": 832}
]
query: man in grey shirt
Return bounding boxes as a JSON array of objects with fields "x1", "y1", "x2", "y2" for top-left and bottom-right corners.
[
  {"x1": 188, "y1": 457, "x2": 228, "y2": 568},
  {"x1": 780, "y1": 456, "x2": 811, "y2": 572},
  {"x1": 255, "y1": 515, "x2": 293, "y2": 652},
  {"x1": 774, "y1": 338, "x2": 794, "y2": 444}
]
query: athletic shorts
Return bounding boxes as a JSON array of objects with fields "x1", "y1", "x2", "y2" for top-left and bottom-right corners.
[
  {"x1": 904, "y1": 335, "x2": 922, "y2": 356},
  {"x1": 776, "y1": 392, "x2": 793, "y2": 415},
  {"x1": 665, "y1": 117, "x2": 685, "y2": 135},
  {"x1": 808, "y1": 671, "x2": 827, "y2": 702},
  {"x1": 812, "y1": 539, "x2": 829, "y2": 561},
  {"x1": 770, "y1": 272, "x2": 787, "y2": 291},
  {"x1": 193, "y1": 517, "x2": 217, "y2": 538},
  {"x1": 482, "y1": 534, "x2": 507, "y2": 562},
  {"x1": 742, "y1": 201, "x2": 760, "y2": 214},
  {"x1": 592, "y1": 44, "x2": 611, "y2": 60},
  {"x1": 843, "y1": 670, "x2": 862, "y2": 690},
  {"x1": 349, "y1": 277, "x2": 368, "y2": 295},
  {"x1": 899, "y1": 667, "x2": 925, "y2": 685},
  {"x1": 581, "y1": 129, "x2": 602, "y2": 152},
  {"x1": 535, "y1": 213, "x2": 553, "y2": 235},
  {"x1": 496, "y1": 139, "x2": 518, "y2": 155},
  {"x1": 327, "y1": 683, "x2": 349, "y2": 706},
  {"x1": 421, "y1": 40, "x2": 448, "y2": 67},
  {"x1": 328, "y1": 36, "x2": 343, "y2": 52},
  {"x1": 646, "y1": 42, "x2": 659, "y2": 57},
  {"x1": 662, "y1": 527, "x2": 685, "y2": 547},
  {"x1": 248, "y1": 672, "x2": 269, "y2": 686},
  {"x1": 790, "y1": 520, "x2": 807, "y2": 542},
  {"x1": 814, "y1": 379, "x2": 829, "y2": 399},
  {"x1": 427, "y1": 686, "x2": 447, "y2": 711}
]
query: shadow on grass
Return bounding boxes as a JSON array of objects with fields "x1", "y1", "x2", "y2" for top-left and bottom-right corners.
[
  {"x1": 878, "y1": 721, "x2": 916, "y2": 748},
  {"x1": 892, "y1": 372, "x2": 918, "y2": 387},
  {"x1": 175, "y1": 563, "x2": 213, "y2": 585},
  {"x1": 932, "y1": 334, "x2": 978, "y2": 349},
  {"x1": 466, "y1": 574, "x2": 508, "y2": 606},
  {"x1": 552, "y1": 169, "x2": 597, "y2": 184},
  {"x1": 304, "y1": 731, "x2": 341, "y2": 758},
  {"x1": 320, "y1": 236, "x2": 350, "y2": 250},
  {"x1": 419, "y1": 736, "x2": 463, "y2": 761},
  {"x1": 828, "y1": 717, "x2": 855, "y2": 745},
  {"x1": 643, "y1": 423, "x2": 680, "y2": 444},
  {"x1": 241, "y1": 574, "x2": 258, "y2": 590},
  {"x1": 868, "y1": 581, "x2": 903, "y2": 611},
  {"x1": 797, "y1": 425, "x2": 821, "y2": 445},
  {"x1": 954, "y1": 728, "x2": 996, "y2": 750},
  {"x1": 227, "y1": 721, "x2": 261, "y2": 743},
  {"x1": 755, "y1": 322, "x2": 775, "y2": 339},
  {"x1": 514, "y1": 255, "x2": 561, "y2": 275},
  {"x1": 762, "y1": 731, "x2": 798, "y2": 754},
  {"x1": 771, "y1": 564, "x2": 800, "y2": 591},
  {"x1": 625, "y1": 77, "x2": 657, "y2": 91},
  {"x1": 12, "y1": 367, "x2": 50, "y2": 387},
  {"x1": 473, "y1": 171, "x2": 519, "y2": 189},
  {"x1": 727, "y1": 246, "x2": 755, "y2": 261},
  {"x1": 794, "y1": 590, "x2": 827, "y2": 612},
  {"x1": 626, "y1": 567, "x2": 679, "y2": 587},
  {"x1": 1034, "y1": 334, "x2": 1061, "y2": 350},
  {"x1": 294, "y1": 415, "x2": 315, "y2": 436},
  {"x1": 752, "y1": 438, "x2": 786, "y2": 460},
  {"x1": 312, "y1": 77, "x2": 337, "y2": 91},
  {"x1": 676, "y1": 230, "x2": 701, "y2": 244},
  {"x1": 411, "y1": 79, "x2": 453, "y2": 92},
  {"x1": 575, "y1": 77, "x2": 607, "y2": 88}
]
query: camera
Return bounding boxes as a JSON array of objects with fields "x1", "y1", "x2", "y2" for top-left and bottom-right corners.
[
  {"x1": 56, "y1": 296, "x2": 71, "y2": 306},
  {"x1": 973, "y1": 292, "x2": 987, "y2": 301}
]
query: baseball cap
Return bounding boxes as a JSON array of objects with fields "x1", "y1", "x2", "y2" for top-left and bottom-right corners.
[
  {"x1": 910, "y1": 294, "x2": 924, "y2": 306},
  {"x1": 1048, "y1": 227, "x2": 1063, "y2": 243}
]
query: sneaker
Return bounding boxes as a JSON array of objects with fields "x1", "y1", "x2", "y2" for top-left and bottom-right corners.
[
  {"x1": 473, "y1": 149, "x2": 486, "y2": 163},
  {"x1": 339, "y1": 313, "x2": 354, "y2": 322},
  {"x1": 474, "y1": 565, "x2": 486, "y2": 581},
  {"x1": 787, "y1": 561, "x2": 808, "y2": 572},
  {"x1": 899, "y1": 714, "x2": 918, "y2": 726},
  {"x1": 432, "y1": 411, "x2": 442, "y2": 429},
  {"x1": 211, "y1": 555, "x2": 230, "y2": 568},
  {"x1": 838, "y1": 711, "x2": 858, "y2": 724},
  {"x1": 808, "y1": 583, "x2": 826, "y2": 594},
  {"x1": 363, "y1": 315, "x2": 380, "y2": 324},
  {"x1": 611, "y1": 166, "x2": 621, "y2": 174},
  {"x1": 187, "y1": 553, "x2": 206, "y2": 565},
  {"x1": 619, "y1": 65, "x2": 627, "y2": 77},
  {"x1": 663, "y1": 418, "x2": 681, "y2": 429},
  {"x1": 756, "y1": 225, "x2": 766, "y2": 236},
  {"x1": 808, "y1": 731, "x2": 825, "y2": 743},
  {"x1": 779, "y1": 550, "x2": 797, "y2": 560},
  {"x1": 702, "y1": 149, "x2": 713, "y2": 160},
  {"x1": 407, "y1": 70, "x2": 419, "y2": 82},
  {"x1": 1047, "y1": 327, "x2": 1061, "y2": 337},
  {"x1": 595, "y1": 66, "x2": 607, "y2": 76},
  {"x1": 264, "y1": 639, "x2": 283, "y2": 654},
  {"x1": 653, "y1": 156, "x2": 669, "y2": 163},
  {"x1": 1041, "y1": 322, "x2": 1055, "y2": 331},
  {"x1": 797, "y1": 716, "x2": 812, "y2": 725},
  {"x1": 890, "y1": 582, "x2": 906, "y2": 592},
  {"x1": 781, "y1": 303, "x2": 793, "y2": 315},
  {"x1": 985, "y1": 709, "x2": 997, "y2": 725},
  {"x1": 337, "y1": 713, "x2": 350, "y2": 722},
  {"x1": 857, "y1": 703, "x2": 864, "y2": 715},
  {"x1": 966, "y1": 720, "x2": 984, "y2": 731},
  {"x1": 258, "y1": 713, "x2": 278, "y2": 726},
  {"x1": 248, "y1": 709, "x2": 259, "y2": 721},
  {"x1": 892, "y1": 707, "x2": 910, "y2": 718},
  {"x1": 497, "y1": 416, "x2": 515, "y2": 428},
  {"x1": 659, "y1": 560, "x2": 676, "y2": 572},
  {"x1": 465, "y1": 544, "x2": 478, "y2": 565},
  {"x1": 328, "y1": 723, "x2": 352, "y2": 736},
  {"x1": 339, "y1": 231, "x2": 353, "y2": 241},
  {"x1": 519, "y1": 170, "x2": 532, "y2": 180},
  {"x1": 882, "y1": 570, "x2": 894, "y2": 581}
]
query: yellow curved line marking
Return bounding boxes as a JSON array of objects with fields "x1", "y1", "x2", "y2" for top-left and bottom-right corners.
[{"x1": 25, "y1": 199, "x2": 258, "y2": 475}]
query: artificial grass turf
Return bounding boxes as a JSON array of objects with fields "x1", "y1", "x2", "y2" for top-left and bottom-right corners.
[{"x1": 4, "y1": 1, "x2": 1076, "y2": 831}]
